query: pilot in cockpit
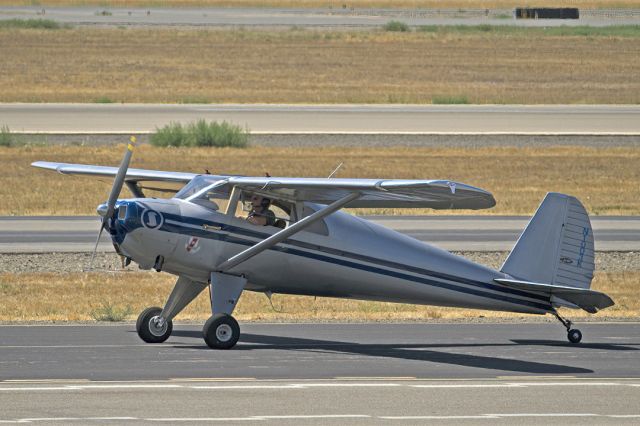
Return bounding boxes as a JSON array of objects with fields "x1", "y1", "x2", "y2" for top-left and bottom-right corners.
[{"x1": 246, "y1": 194, "x2": 276, "y2": 227}]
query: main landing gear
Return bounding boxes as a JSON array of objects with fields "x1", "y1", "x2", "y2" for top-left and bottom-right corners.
[
  {"x1": 553, "y1": 311, "x2": 582, "y2": 344},
  {"x1": 203, "y1": 313, "x2": 241, "y2": 349},
  {"x1": 136, "y1": 273, "x2": 246, "y2": 349}
]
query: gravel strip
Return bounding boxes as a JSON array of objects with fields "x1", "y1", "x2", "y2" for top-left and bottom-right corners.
[
  {"x1": 14, "y1": 134, "x2": 640, "y2": 148},
  {"x1": 1, "y1": 251, "x2": 637, "y2": 274}
]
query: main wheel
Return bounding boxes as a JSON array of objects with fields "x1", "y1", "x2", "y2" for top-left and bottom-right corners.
[
  {"x1": 136, "y1": 307, "x2": 172, "y2": 343},
  {"x1": 203, "y1": 314, "x2": 240, "y2": 349},
  {"x1": 567, "y1": 329, "x2": 582, "y2": 344}
]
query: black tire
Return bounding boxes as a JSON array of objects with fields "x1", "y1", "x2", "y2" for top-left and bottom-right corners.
[
  {"x1": 568, "y1": 329, "x2": 582, "y2": 344},
  {"x1": 137, "y1": 307, "x2": 172, "y2": 344},
  {"x1": 203, "y1": 314, "x2": 240, "y2": 349}
]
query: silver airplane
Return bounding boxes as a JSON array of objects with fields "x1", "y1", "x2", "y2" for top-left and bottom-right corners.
[{"x1": 32, "y1": 139, "x2": 613, "y2": 349}]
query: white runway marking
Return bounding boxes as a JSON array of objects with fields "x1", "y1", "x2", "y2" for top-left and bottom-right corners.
[
  {"x1": 4, "y1": 413, "x2": 640, "y2": 422},
  {"x1": 0, "y1": 381, "x2": 638, "y2": 391}
]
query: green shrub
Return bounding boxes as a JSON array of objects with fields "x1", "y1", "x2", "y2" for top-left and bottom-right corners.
[
  {"x1": 432, "y1": 95, "x2": 469, "y2": 104},
  {"x1": 181, "y1": 96, "x2": 210, "y2": 104},
  {"x1": 188, "y1": 119, "x2": 249, "y2": 148},
  {"x1": 94, "y1": 96, "x2": 114, "y2": 103},
  {"x1": 150, "y1": 122, "x2": 187, "y2": 147},
  {"x1": 90, "y1": 302, "x2": 132, "y2": 322},
  {"x1": 383, "y1": 20, "x2": 410, "y2": 32},
  {"x1": 0, "y1": 125, "x2": 13, "y2": 147},
  {"x1": 150, "y1": 120, "x2": 249, "y2": 148},
  {"x1": 0, "y1": 19, "x2": 65, "y2": 29}
]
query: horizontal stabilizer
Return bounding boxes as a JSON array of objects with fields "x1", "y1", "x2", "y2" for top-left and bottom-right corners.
[{"x1": 495, "y1": 278, "x2": 614, "y2": 314}]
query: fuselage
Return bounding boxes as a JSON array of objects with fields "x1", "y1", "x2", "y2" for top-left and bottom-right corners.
[{"x1": 111, "y1": 198, "x2": 553, "y2": 315}]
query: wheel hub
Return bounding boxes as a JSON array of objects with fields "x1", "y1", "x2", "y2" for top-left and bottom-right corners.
[
  {"x1": 216, "y1": 324, "x2": 233, "y2": 342},
  {"x1": 149, "y1": 315, "x2": 168, "y2": 337}
]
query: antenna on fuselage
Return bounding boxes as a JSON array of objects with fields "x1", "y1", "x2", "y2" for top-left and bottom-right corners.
[{"x1": 327, "y1": 162, "x2": 343, "y2": 178}]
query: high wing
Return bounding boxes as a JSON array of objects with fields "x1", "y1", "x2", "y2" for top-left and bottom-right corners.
[
  {"x1": 31, "y1": 161, "x2": 214, "y2": 195},
  {"x1": 215, "y1": 177, "x2": 496, "y2": 210},
  {"x1": 32, "y1": 162, "x2": 496, "y2": 210},
  {"x1": 31, "y1": 161, "x2": 199, "y2": 183}
]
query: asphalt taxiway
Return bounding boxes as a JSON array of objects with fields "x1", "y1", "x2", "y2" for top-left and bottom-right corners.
[
  {"x1": 1, "y1": 323, "x2": 639, "y2": 424},
  {"x1": 3, "y1": 104, "x2": 639, "y2": 134},
  {"x1": 2, "y1": 323, "x2": 639, "y2": 381},
  {"x1": 1, "y1": 215, "x2": 638, "y2": 253},
  {"x1": 2, "y1": 6, "x2": 639, "y2": 28}
]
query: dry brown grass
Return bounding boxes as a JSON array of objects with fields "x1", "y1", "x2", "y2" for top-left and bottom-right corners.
[
  {"x1": 1, "y1": 1, "x2": 638, "y2": 10},
  {"x1": 0, "y1": 270, "x2": 636, "y2": 322},
  {"x1": 1, "y1": 27, "x2": 639, "y2": 104},
  {"x1": 3, "y1": 145, "x2": 639, "y2": 216}
]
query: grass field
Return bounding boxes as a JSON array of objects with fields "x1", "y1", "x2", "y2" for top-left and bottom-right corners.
[
  {"x1": 1, "y1": 1, "x2": 638, "y2": 10},
  {"x1": 0, "y1": 27, "x2": 639, "y2": 104},
  {"x1": 3, "y1": 145, "x2": 639, "y2": 216},
  {"x1": 0, "y1": 270, "x2": 636, "y2": 322}
]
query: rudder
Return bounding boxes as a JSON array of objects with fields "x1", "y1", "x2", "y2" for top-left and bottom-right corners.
[{"x1": 501, "y1": 193, "x2": 594, "y2": 289}]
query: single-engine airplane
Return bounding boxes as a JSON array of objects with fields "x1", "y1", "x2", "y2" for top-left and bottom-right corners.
[{"x1": 32, "y1": 138, "x2": 613, "y2": 349}]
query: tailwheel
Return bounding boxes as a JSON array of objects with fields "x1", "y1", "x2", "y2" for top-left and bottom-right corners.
[
  {"x1": 553, "y1": 311, "x2": 582, "y2": 344},
  {"x1": 203, "y1": 313, "x2": 240, "y2": 349},
  {"x1": 568, "y1": 329, "x2": 583, "y2": 344},
  {"x1": 136, "y1": 306, "x2": 173, "y2": 343}
]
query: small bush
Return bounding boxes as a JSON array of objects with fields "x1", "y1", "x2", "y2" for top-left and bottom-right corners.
[
  {"x1": 0, "y1": 18, "x2": 65, "y2": 29},
  {"x1": 383, "y1": 20, "x2": 410, "y2": 32},
  {"x1": 150, "y1": 120, "x2": 249, "y2": 148},
  {"x1": 95, "y1": 10, "x2": 113, "y2": 16},
  {"x1": 90, "y1": 302, "x2": 132, "y2": 322},
  {"x1": 432, "y1": 95, "x2": 469, "y2": 104},
  {"x1": 94, "y1": 96, "x2": 114, "y2": 103},
  {"x1": 190, "y1": 119, "x2": 249, "y2": 148},
  {"x1": 150, "y1": 122, "x2": 186, "y2": 147},
  {"x1": 0, "y1": 125, "x2": 13, "y2": 147},
  {"x1": 181, "y1": 96, "x2": 210, "y2": 104}
]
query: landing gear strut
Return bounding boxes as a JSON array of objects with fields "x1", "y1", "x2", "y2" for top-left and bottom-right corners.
[{"x1": 553, "y1": 311, "x2": 582, "y2": 344}]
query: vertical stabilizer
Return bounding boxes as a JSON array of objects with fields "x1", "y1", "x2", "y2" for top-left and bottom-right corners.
[{"x1": 501, "y1": 193, "x2": 594, "y2": 289}]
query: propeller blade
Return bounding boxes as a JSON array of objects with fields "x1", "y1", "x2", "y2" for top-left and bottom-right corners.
[
  {"x1": 86, "y1": 135, "x2": 136, "y2": 272},
  {"x1": 85, "y1": 219, "x2": 106, "y2": 272},
  {"x1": 104, "y1": 136, "x2": 137, "y2": 220}
]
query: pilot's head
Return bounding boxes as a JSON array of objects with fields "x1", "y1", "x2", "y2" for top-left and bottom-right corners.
[{"x1": 250, "y1": 194, "x2": 271, "y2": 211}]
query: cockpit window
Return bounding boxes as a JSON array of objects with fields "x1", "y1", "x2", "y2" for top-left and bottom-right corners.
[
  {"x1": 175, "y1": 175, "x2": 224, "y2": 199},
  {"x1": 175, "y1": 176, "x2": 230, "y2": 211}
]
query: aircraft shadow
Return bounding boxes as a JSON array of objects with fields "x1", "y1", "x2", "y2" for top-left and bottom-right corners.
[{"x1": 168, "y1": 330, "x2": 614, "y2": 375}]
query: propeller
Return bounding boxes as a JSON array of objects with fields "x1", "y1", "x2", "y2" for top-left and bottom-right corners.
[{"x1": 86, "y1": 136, "x2": 137, "y2": 271}]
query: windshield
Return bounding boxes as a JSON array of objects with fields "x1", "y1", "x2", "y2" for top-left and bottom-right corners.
[
  {"x1": 175, "y1": 175, "x2": 231, "y2": 211},
  {"x1": 175, "y1": 175, "x2": 225, "y2": 199}
]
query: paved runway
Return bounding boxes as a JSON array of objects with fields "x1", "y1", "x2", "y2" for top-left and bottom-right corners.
[
  {"x1": 2, "y1": 6, "x2": 639, "y2": 28},
  {"x1": 1, "y1": 215, "x2": 638, "y2": 253},
  {"x1": 3, "y1": 104, "x2": 639, "y2": 134},
  {"x1": 1, "y1": 323, "x2": 639, "y2": 424},
  {"x1": 3, "y1": 323, "x2": 639, "y2": 381}
]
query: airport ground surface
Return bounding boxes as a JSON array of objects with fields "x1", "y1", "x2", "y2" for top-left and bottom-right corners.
[
  {"x1": 1, "y1": 323, "x2": 639, "y2": 424},
  {"x1": 2, "y1": 6, "x2": 640, "y2": 28},
  {"x1": 2, "y1": 215, "x2": 638, "y2": 254},
  {"x1": 3, "y1": 104, "x2": 640, "y2": 134}
]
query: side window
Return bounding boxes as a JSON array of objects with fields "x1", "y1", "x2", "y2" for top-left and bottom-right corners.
[{"x1": 269, "y1": 203, "x2": 290, "y2": 229}]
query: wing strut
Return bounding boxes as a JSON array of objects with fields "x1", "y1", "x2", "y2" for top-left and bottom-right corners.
[{"x1": 216, "y1": 192, "x2": 361, "y2": 273}]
